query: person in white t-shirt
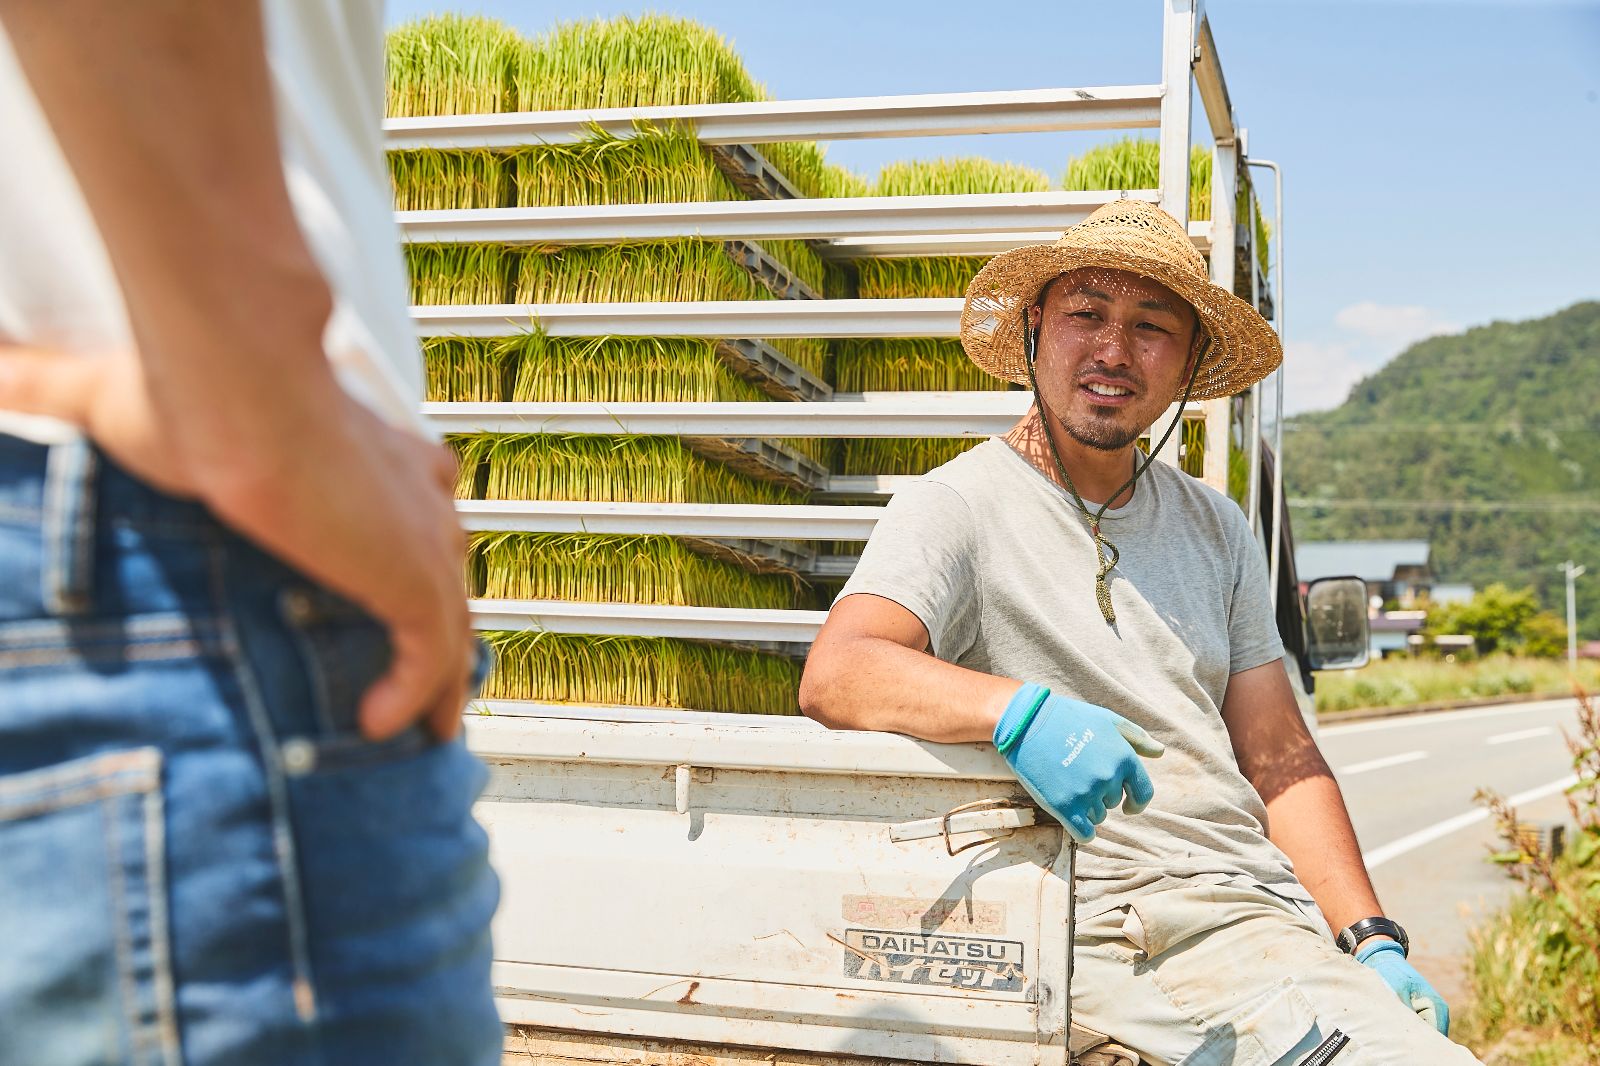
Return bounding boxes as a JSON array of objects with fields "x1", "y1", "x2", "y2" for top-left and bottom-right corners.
[{"x1": 0, "y1": 4, "x2": 501, "y2": 1063}]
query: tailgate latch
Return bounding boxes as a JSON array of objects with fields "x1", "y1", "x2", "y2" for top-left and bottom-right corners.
[{"x1": 890, "y1": 798, "x2": 1043, "y2": 855}]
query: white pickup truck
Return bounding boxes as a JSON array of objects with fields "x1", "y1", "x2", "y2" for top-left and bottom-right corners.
[
  {"x1": 466, "y1": 494, "x2": 1368, "y2": 1066},
  {"x1": 396, "y1": 3, "x2": 1375, "y2": 1062}
]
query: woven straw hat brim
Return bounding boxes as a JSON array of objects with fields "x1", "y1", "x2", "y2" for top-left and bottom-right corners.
[{"x1": 960, "y1": 230, "x2": 1282, "y2": 402}]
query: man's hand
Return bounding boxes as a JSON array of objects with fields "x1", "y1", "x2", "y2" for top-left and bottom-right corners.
[
  {"x1": 0, "y1": 345, "x2": 474, "y2": 743},
  {"x1": 994, "y1": 682, "x2": 1164, "y2": 842},
  {"x1": 1357, "y1": 940, "x2": 1450, "y2": 1035}
]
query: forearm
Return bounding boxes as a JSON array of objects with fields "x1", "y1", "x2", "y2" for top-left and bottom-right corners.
[
  {"x1": 800, "y1": 635, "x2": 1019, "y2": 743},
  {"x1": 1, "y1": 1, "x2": 341, "y2": 485},
  {"x1": 1263, "y1": 766, "x2": 1386, "y2": 936}
]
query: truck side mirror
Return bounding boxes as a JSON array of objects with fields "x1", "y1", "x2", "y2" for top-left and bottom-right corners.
[{"x1": 1305, "y1": 576, "x2": 1370, "y2": 671}]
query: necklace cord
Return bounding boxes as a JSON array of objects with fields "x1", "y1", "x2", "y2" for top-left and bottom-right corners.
[{"x1": 1022, "y1": 312, "x2": 1208, "y2": 623}]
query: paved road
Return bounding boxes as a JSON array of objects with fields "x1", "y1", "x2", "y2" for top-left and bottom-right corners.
[{"x1": 1317, "y1": 697, "x2": 1584, "y2": 1005}]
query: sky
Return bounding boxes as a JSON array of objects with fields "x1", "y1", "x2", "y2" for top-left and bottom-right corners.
[{"x1": 387, "y1": 0, "x2": 1600, "y2": 414}]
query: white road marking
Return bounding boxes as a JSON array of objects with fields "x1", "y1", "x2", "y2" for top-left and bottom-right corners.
[
  {"x1": 1336, "y1": 750, "x2": 1429, "y2": 776},
  {"x1": 1486, "y1": 726, "x2": 1555, "y2": 745},
  {"x1": 1319, "y1": 698, "x2": 1575, "y2": 738},
  {"x1": 1362, "y1": 774, "x2": 1578, "y2": 870}
]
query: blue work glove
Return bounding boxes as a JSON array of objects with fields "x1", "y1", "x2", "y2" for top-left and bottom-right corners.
[
  {"x1": 1357, "y1": 939, "x2": 1450, "y2": 1035},
  {"x1": 993, "y1": 682, "x2": 1164, "y2": 843}
]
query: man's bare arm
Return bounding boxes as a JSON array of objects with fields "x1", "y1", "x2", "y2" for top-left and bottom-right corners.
[
  {"x1": 1220, "y1": 660, "x2": 1391, "y2": 939},
  {"x1": 799, "y1": 593, "x2": 1019, "y2": 743},
  {"x1": 0, "y1": 1, "x2": 473, "y2": 739}
]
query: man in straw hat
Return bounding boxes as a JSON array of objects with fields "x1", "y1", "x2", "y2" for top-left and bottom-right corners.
[{"x1": 801, "y1": 200, "x2": 1479, "y2": 1063}]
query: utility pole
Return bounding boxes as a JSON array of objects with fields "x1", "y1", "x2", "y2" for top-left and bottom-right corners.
[{"x1": 1560, "y1": 560, "x2": 1586, "y2": 669}]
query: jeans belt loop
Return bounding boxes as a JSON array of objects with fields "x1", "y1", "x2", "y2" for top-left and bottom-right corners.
[{"x1": 41, "y1": 438, "x2": 99, "y2": 616}]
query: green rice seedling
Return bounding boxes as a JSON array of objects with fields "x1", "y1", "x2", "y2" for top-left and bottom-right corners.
[
  {"x1": 390, "y1": 149, "x2": 510, "y2": 211},
  {"x1": 510, "y1": 239, "x2": 827, "y2": 310},
  {"x1": 777, "y1": 438, "x2": 835, "y2": 469},
  {"x1": 386, "y1": 15, "x2": 521, "y2": 117},
  {"x1": 821, "y1": 259, "x2": 857, "y2": 301},
  {"x1": 762, "y1": 141, "x2": 869, "y2": 201},
  {"x1": 1130, "y1": 420, "x2": 1205, "y2": 479},
  {"x1": 1182, "y1": 417, "x2": 1205, "y2": 479},
  {"x1": 445, "y1": 433, "x2": 490, "y2": 499},
  {"x1": 1063, "y1": 138, "x2": 1185, "y2": 207},
  {"x1": 481, "y1": 631, "x2": 801, "y2": 715},
  {"x1": 423, "y1": 338, "x2": 514, "y2": 401},
  {"x1": 854, "y1": 257, "x2": 990, "y2": 300},
  {"x1": 1064, "y1": 138, "x2": 1271, "y2": 273},
  {"x1": 751, "y1": 238, "x2": 830, "y2": 300},
  {"x1": 764, "y1": 337, "x2": 829, "y2": 381},
  {"x1": 512, "y1": 127, "x2": 743, "y2": 208},
  {"x1": 838, "y1": 438, "x2": 985, "y2": 476},
  {"x1": 872, "y1": 158, "x2": 1051, "y2": 198},
  {"x1": 833, "y1": 338, "x2": 1006, "y2": 393},
  {"x1": 512, "y1": 240, "x2": 768, "y2": 305},
  {"x1": 496, "y1": 334, "x2": 834, "y2": 464},
  {"x1": 408, "y1": 243, "x2": 511, "y2": 305},
  {"x1": 515, "y1": 14, "x2": 763, "y2": 111},
  {"x1": 470, "y1": 532, "x2": 802, "y2": 610},
  {"x1": 466, "y1": 434, "x2": 803, "y2": 505},
  {"x1": 507, "y1": 334, "x2": 766, "y2": 403},
  {"x1": 514, "y1": 15, "x2": 862, "y2": 202},
  {"x1": 509, "y1": 242, "x2": 830, "y2": 378},
  {"x1": 828, "y1": 163, "x2": 1045, "y2": 466}
]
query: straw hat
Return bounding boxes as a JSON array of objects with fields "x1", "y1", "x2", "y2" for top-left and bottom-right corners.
[{"x1": 958, "y1": 199, "x2": 1281, "y2": 400}]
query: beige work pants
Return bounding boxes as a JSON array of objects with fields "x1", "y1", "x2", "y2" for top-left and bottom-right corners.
[{"x1": 1069, "y1": 883, "x2": 1484, "y2": 1065}]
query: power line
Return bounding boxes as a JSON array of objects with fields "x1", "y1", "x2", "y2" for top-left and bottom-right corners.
[
  {"x1": 1288, "y1": 498, "x2": 1600, "y2": 513},
  {"x1": 1286, "y1": 416, "x2": 1600, "y2": 428}
]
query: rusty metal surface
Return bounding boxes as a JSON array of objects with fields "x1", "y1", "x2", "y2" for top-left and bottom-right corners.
[{"x1": 502, "y1": 1024, "x2": 925, "y2": 1065}]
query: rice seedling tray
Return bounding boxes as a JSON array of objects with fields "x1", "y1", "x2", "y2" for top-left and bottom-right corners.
[
  {"x1": 723, "y1": 240, "x2": 820, "y2": 301},
  {"x1": 685, "y1": 536, "x2": 817, "y2": 577},
  {"x1": 707, "y1": 142, "x2": 802, "y2": 201},
  {"x1": 455, "y1": 433, "x2": 805, "y2": 507},
  {"x1": 684, "y1": 436, "x2": 827, "y2": 493},
  {"x1": 476, "y1": 631, "x2": 803, "y2": 715},
  {"x1": 809, "y1": 554, "x2": 861, "y2": 579},
  {"x1": 713, "y1": 338, "x2": 831, "y2": 403}
]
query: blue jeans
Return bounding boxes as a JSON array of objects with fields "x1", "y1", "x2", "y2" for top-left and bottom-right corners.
[{"x1": 0, "y1": 435, "x2": 502, "y2": 1065}]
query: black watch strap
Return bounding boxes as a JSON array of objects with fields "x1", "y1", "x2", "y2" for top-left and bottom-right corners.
[{"x1": 1336, "y1": 916, "x2": 1409, "y2": 957}]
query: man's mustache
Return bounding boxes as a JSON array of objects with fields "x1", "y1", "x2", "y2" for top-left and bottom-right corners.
[{"x1": 1074, "y1": 368, "x2": 1144, "y2": 391}]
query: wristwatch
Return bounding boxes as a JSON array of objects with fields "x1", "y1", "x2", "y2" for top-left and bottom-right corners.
[{"x1": 1336, "y1": 916, "x2": 1410, "y2": 957}]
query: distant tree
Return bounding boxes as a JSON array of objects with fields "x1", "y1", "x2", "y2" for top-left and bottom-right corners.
[
  {"x1": 1285, "y1": 301, "x2": 1600, "y2": 636},
  {"x1": 1425, "y1": 583, "x2": 1540, "y2": 655},
  {"x1": 1518, "y1": 611, "x2": 1568, "y2": 659}
]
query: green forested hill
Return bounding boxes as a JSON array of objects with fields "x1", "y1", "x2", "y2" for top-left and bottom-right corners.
[{"x1": 1285, "y1": 300, "x2": 1600, "y2": 632}]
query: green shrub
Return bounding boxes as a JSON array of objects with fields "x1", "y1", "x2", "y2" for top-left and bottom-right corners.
[{"x1": 1459, "y1": 692, "x2": 1600, "y2": 1062}]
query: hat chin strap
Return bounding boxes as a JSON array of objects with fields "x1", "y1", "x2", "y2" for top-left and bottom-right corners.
[{"x1": 1022, "y1": 321, "x2": 1208, "y2": 625}]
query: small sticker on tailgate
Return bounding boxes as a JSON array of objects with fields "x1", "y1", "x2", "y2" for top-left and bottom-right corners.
[{"x1": 837, "y1": 927, "x2": 1025, "y2": 991}]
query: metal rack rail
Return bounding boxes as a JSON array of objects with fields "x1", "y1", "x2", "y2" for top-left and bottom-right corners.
[{"x1": 399, "y1": 0, "x2": 1282, "y2": 652}]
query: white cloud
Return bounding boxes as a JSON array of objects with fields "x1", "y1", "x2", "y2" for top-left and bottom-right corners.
[
  {"x1": 1282, "y1": 302, "x2": 1459, "y2": 416},
  {"x1": 1332, "y1": 301, "x2": 1459, "y2": 348}
]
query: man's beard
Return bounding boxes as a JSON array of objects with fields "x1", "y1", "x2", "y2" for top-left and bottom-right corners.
[{"x1": 1052, "y1": 406, "x2": 1142, "y2": 451}]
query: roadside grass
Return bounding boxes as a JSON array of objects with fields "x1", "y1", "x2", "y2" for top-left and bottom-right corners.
[
  {"x1": 1456, "y1": 690, "x2": 1600, "y2": 1065},
  {"x1": 1315, "y1": 656, "x2": 1600, "y2": 714}
]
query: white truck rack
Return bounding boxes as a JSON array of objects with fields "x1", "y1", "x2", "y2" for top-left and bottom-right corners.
[{"x1": 391, "y1": 2, "x2": 1285, "y2": 1062}]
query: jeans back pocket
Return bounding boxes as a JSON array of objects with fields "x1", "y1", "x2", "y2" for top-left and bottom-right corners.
[
  {"x1": 274, "y1": 586, "x2": 429, "y2": 775},
  {"x1": 0, "y1": 747, "x2": 181, "y2": 1066}
]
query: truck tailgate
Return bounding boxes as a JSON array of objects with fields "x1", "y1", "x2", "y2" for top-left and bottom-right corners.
[{"x1": 467, "y1": 708, "x2": 1073, "y2": 1065}]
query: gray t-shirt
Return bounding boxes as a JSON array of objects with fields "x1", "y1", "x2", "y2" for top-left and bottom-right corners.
[{"x1": 837, "y1": 438, "x2": 1310, "y2": 916}]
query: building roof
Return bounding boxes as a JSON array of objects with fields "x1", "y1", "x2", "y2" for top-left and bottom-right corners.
[{"x1": 1295, "y1": 540, "x2": 1431, "y2": 583}]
